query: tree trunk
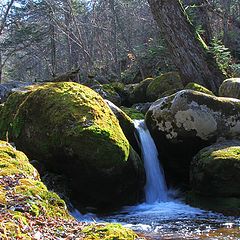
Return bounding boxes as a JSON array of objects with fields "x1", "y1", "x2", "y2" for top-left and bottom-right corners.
[
  {"x1": 184, "y1": 0, "x2": 213, "y2": 44},
  {"x1": 0, "y1": 51, "x2": 2, "y2": 83},
  {"x1": 147, "y1": 0, "x2": 225, "y2": 93}
]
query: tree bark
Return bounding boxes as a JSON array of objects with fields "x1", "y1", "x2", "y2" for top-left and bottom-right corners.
[
  {"x1": 147, "y1": 0, "x2": 225, "y2": 93},
  {"x1": 0, "y1": 51, "x2": 2, "y2": 83},
  {"x1": 184, "y1": 0, "x2": 213, "y2": 44}
]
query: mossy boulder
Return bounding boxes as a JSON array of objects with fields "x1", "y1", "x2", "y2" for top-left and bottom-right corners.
[
  {"x1": 0, "y1": 82, "x2": 144, "y2": 209},
  {"x1": 146, "y1": 90, "x2": 240, "y2": 188},
  {"x1": 188, "y1": 140, "x2": 240, "y2": 214},
  {"x1": 190, "y1": 140, "x2": 240, "y2": 197},
  {"x1": 128, "y1": 78, "x2": 153, "y2": 104},
  {"x1": 146, "y1": 72, "x2": 183, "y2": 101},
  {"x1": 184, "y1": 82, "x2": 214, "y2": 96},
  {"x1": 219, "y1": 78, "x2": 240, "y2": 99},
  {"x1": 0, "y1": 140, "x2": 69, "y2": 219}
]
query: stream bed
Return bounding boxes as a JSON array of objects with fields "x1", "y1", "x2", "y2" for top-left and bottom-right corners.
[{"x1": 99, "y1": 201, "x2": 240, "y2": 239}]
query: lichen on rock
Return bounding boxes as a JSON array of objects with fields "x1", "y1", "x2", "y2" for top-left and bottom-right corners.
[{"x1": 146, "y1": 89, "x2": 240, "y2": 188}]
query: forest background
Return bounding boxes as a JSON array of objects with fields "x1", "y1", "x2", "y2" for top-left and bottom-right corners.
[{"x1": 0, "y1": 0, "x2": 240, "y2": 85}]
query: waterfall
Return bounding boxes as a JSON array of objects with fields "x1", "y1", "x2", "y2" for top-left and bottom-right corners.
[{"x1": 134, "y1": 120, "x2": 168, "y2": 203}]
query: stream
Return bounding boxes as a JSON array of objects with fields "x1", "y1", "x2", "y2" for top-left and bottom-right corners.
[{"x1": 73, "y1": 119, "x2": 240, "y2": 239}]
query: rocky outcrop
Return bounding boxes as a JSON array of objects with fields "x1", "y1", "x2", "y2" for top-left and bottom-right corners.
[
  {"x1": 146, "y1": 72, "x2": 183, "y2": 101},
  {"x1": 146, "y1": 90, "x2": 240, "y2": 187},
  {"x1": 188, "y1": 140, "x2": 240, "y2": 214},
  {"x1": 219, "y1": 78, "x2": 240, "y2": 99},
  {"x1": 0, "y1": 82, "x2": 144, "y2": 209}
]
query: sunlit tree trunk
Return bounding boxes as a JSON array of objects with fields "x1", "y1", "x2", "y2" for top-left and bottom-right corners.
[{"x1": 147, "y1": 0, "x2": 225, "y2": 93}]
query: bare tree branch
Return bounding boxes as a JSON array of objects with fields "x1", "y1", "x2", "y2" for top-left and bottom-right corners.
[{"x1": 0, "y1": 0, "x2": 15, "y2": 35}]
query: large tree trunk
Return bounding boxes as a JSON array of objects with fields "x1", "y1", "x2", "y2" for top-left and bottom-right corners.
[
  {"x1": 184, "y1": 0, "x2": 213, "y2": 44},
  {"x1": 147, "y1": 0, "x2": 225, "y2": 93}
]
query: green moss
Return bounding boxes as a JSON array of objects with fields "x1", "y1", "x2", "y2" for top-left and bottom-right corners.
[
  {"x1": 0, "y1": 82, "x2": 130, "y2": 169},
  {"x1": 0, "y1": 141, "x2": 38, "y2": 177},
  {"x1": 0, "y1": 141, "x2": 70, "y2": 219},
  {"x1": 219, "y1": 78, "x2": 240, "y2": 99},
  {"x1": 120, "y1": 107, "x2": 144, "y2": 120},
  {"x1": 82, "y1": 223, "x2": 138, "y2": 240},
  {"x1": 191, "y1": 141, "x2": 240, "y2": 199},
  {"x1": 15, "y1": 178, "x2": 68, "y2": 218},
  {"x1": 185, "y1": 82, "x2": 214, "y2": 95},
  {"x1": 146, "y1": 72, "x2": 183, "y2": 101}
]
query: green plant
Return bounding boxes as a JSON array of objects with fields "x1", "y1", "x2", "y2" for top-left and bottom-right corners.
[{"x1": 209, "y1": 38, "x2": 233, "y2": 76}]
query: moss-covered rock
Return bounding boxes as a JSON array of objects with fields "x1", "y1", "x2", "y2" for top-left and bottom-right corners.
[
  {"x1": 186, "y1": 192, "x2": 240, "y2": 216},
  {"x1": 219, "y1": 78, "x2": 240, "y2": 99},
  {"x1": 146, "y1": 72, "x2": 183, "y2": 101},
  {"x1": 190, "y1": 140, "x2": 240, "y2": 197},
  {"x1": 188, "y1": 140, "x2": 240, "y2": 214},
  {"x1": 128, "y1": 78, "x2": 153, "y2": 104},
  {"x1": 0, "y1": 82, "x2": 144, "y2": 209},
  {"x1": 184, "y1": 82, "x2": 214, "y2": 96},
  {"x1": 0, "y1": 140, "x2": 69, "y2": 219},
  {"x1": 120, "y1": 107, "x2": 145, "y2": 120},
  {"x1": 82, "y1": 223, "x2": 138, "y2": 240},
  {"x1": 146, "y1": 90, "x2": 240, "y2": 188}
]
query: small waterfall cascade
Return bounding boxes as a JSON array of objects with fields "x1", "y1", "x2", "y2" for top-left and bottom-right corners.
[{"x1": 134, "y1": 119, "x2": 168, "y2": 203}]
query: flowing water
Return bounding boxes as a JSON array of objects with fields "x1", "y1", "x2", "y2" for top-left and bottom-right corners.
[
  {"x1": 133, "y1": 120, "x2": 168, "y2": 203},
  {"x1": 74, "y1": 119, "x2": 240, "y2": 239}
]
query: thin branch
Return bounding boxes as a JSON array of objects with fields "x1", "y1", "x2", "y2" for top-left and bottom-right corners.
[{"x1": 0, "y1": 0, "x2": 15, "y2": 35}]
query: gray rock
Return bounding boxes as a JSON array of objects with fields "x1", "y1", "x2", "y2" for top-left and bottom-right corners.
[
  {"x1": 145, "y1": 89, "x2": 240, "y2": 187},
  {"x1": 219, "y1": 78, "x2": 240, "y2": 99}
]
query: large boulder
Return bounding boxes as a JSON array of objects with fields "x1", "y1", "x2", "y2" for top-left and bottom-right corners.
[
  {"x1": 0, "y1": 82, "x2": 144, "y2": 209},
  {"x1": 190, "y1": 140, "x2": 240, "y2": 197},
  {"x1": 146, "y1": 90, "x2": 240, "y2": 187},
  {"x1": 219, "y1": 78, "x2": 240, "y2": 99},
  {"x1": 146, "y1": 72, "x2": 183, "y2": 101},
  {"x1": 188, "y1": 140, "x2": 240, "y2": 214}
]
